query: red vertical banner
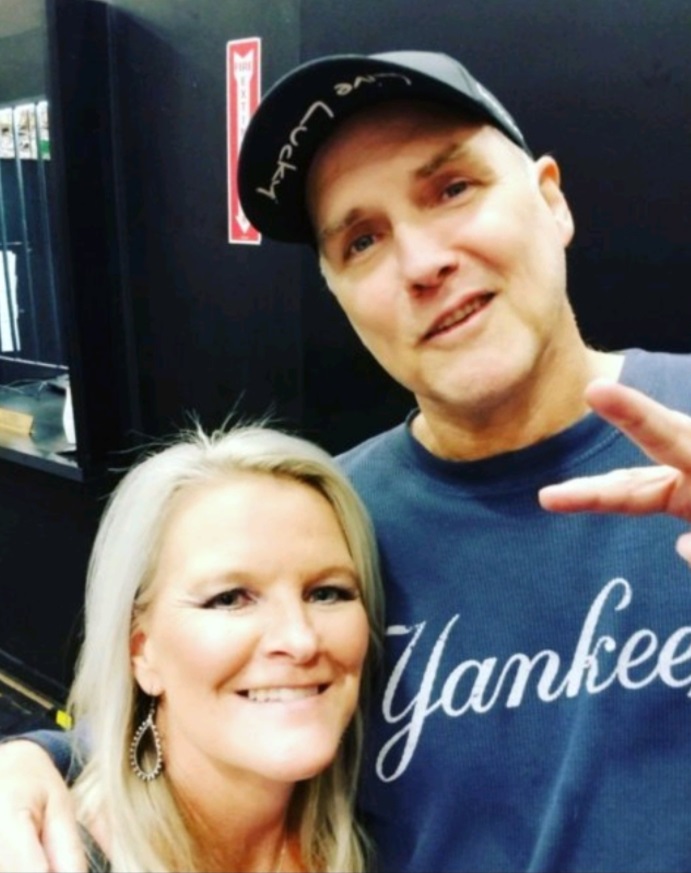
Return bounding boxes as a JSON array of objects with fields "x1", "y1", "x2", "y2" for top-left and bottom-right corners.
[{"x1": 227, "y1": 38, "x2": 261, "y2": 244}]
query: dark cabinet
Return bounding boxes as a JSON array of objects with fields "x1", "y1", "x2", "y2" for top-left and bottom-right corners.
[{"x1": 0, "y1": 0, "x2": 137, "y2": 481}]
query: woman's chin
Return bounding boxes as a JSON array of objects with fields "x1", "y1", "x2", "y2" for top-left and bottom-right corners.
[{"x1": 259, "y1": 744, "x2": 341, "y2": 785}]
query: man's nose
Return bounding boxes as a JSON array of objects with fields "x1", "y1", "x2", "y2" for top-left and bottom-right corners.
[
  {"x1": 261, "y1": 601, "x2": 320, "y2": 663},
  {"x1": 394, "y1": 221, "x2": 459, "y2": 296}
]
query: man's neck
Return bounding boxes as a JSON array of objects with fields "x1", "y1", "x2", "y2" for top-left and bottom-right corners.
[{"x1": 411, "y1": 348, "x2": 625, "y2": 461}]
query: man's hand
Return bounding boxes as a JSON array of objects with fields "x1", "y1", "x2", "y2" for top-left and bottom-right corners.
[
  {"x1": 0, "y1": 740, "x2": 85, "y2": 873},
  {"x1": 539, "y1": 379, "x2": 691, "y2": 563}
]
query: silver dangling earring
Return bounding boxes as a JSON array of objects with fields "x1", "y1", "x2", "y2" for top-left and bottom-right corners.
[{"x1": 129, "y1": 696, "x2": 164, "y2": 782}]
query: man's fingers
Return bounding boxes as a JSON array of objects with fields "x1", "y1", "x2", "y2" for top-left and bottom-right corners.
[
  {"x1": 538, "y1": 465, "x2": 680, "y2": 515},
  {"x1": 585, "y1": 379, "x2": 691, "y2": 471},
  {"x1": 43, "y1": 795, "x2": 87, "y2": 873},
  {"x1": 677, "y1": 531, "x2": 691, "y2": 565},
  {"x1": 540, "y1": 381, "x2": 691, "y2": 519},
  {"x1": 0, "y1": 740, "x2": 84, "y2": 873},
  {"x1": 0, "y1": 811, "x2": 53, "y2": 873},
  {"x1": 0, "y1": 813, "x2": 88, "y2": 873}
]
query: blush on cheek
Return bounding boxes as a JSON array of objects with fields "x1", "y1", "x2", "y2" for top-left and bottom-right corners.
[
  {"x1": 345, "y1": 615, "x2": 371, "y2": 672},
  {"x1": 152, "y1": 618, "x2": 253, "y2": 691}
]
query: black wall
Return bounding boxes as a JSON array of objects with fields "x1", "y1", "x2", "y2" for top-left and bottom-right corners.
[{"x1": 0, "y1": 0, "x2": 690, "y2": 692}]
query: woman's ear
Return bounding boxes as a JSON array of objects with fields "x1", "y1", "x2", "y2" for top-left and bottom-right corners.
[
  {"x1": 131, "y1": 627, "x2": 162, "y2": 697},
  {"x1": 535, "y1": 155, "x2": 575, "y2": 246}
]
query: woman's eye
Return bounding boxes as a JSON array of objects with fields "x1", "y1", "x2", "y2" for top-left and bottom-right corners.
[
  {"x1": 308, "y1": 585, "x2": 358, "y2": 605},
  {"x1": 203, "y1": 588, "x2": 252, "y2": 610},
  {"x1": 441, "y1": 179, "x2": 469, "y2": 201}
]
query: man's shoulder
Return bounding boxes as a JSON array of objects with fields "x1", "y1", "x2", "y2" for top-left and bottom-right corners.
[
  {"x1": 337, "y1": 421, "x2": 408, "y2": 478},
  {"x1": 622, "y1": 348, "x2": 691, "y2": 412}
]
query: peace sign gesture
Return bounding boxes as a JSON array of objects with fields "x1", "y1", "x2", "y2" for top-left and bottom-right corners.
[{"x1": 539, "y1": 379, "x2": 691, "y2": 563}]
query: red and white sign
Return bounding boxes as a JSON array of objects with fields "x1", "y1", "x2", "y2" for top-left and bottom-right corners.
[{"x1": 227, "y1": 38, "x2": 261, "y2": 244}]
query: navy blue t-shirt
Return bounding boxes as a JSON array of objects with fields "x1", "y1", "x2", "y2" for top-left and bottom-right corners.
[{"x1": 340, "y1": 349, "x2": 691, "y2": 872}]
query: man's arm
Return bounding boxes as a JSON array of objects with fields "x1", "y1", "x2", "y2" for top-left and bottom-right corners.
[
  {"x1": 0, "y1": 737, "x2": 86, "y2": 873},
  {"x1": 539, "y1": 379, "x2": 691, "y2": 562}
]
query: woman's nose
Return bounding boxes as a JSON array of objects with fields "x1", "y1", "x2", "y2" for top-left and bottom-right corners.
[{"x1": 261, "y1": 601, "x2": 320, "y2": 663}]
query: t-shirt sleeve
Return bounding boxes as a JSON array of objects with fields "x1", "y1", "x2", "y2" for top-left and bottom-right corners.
[{"x1": 2, "y1": 727, "x2": 86, "y2": 782}]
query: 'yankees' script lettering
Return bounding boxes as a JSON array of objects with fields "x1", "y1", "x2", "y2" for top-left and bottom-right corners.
[{"x1": 376, "y1": 578, "x2": 691, "y2": 782}]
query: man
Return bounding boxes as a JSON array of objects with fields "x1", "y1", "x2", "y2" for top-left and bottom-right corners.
[{"x1": 2, "y1": 50, "x2": 691, "y2": 872}]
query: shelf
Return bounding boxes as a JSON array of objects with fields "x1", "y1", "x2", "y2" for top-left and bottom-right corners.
[{"x1": 0, "y1": 380, "x2": 80, "y2": 479}]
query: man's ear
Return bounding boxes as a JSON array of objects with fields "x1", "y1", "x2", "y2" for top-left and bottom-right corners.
[
  {"x1": 131, "y1": 627, "x2": 162, "y2": 697},
  {"x1": 536, "y1": 155, "x2": 575, "y2": 246}
]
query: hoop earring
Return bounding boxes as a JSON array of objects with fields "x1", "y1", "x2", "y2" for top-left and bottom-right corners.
[{"x1": 129, "y1": 696, "x2": 164, "y2": 782}]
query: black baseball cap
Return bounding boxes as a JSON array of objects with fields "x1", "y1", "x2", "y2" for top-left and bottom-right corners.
[{"x1": 237, "y1": 50, "x2": 530, "y2": 246}]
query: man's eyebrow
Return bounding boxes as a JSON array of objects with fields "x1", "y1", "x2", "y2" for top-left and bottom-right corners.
[
  {"x1": 414, "y1": 142, "x2": 469, "y2": 179},
  {"x1": 317, "y1": 142, "x2": 471, "y2": 246},
  {"x1": 318, "y1": 208, "x2": 364, "y2": 246}
]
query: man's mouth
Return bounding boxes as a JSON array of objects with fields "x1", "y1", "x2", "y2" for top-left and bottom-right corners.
[
  {"x1": 240, "y1": 685, "x2": 325, "y2": 703},
  {"x1": 423, "y1": 293, "x2": 494, "y2": 341}
]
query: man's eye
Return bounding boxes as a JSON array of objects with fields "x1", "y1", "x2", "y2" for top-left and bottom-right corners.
[
  {"x1": 441, "y1": 180, "x2": 469, "y2": 201},
  {"x1": 308, "y1": 584, "x2": 358, "y2": 605},
  {"x1": 203, "y1": 588, "x2": 252, "y2": 609},
  {"x1": 345, "y1": 233, "x2": 375, "y2": 259}
]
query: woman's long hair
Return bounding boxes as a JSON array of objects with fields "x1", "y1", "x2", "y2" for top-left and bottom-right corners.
[{"x1": 68, "y1": 425, "x2": 384, "y2": 872}]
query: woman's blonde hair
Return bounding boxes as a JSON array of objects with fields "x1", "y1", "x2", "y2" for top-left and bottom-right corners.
[{"x1": 68, "y1": 424, "x2": 384, "y2": 872}]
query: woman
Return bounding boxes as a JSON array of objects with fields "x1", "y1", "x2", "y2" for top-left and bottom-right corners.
[{"x1": 67, "y1": 424, "x2": 384, "y2": 872}]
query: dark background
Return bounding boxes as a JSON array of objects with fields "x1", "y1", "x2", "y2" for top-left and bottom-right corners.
[
  {"x1": 0, "y1": 159, "x2": 63, "y2": 374},
  {"x1": 0, "y1": 0, "x2": 690, "y2": 694}
]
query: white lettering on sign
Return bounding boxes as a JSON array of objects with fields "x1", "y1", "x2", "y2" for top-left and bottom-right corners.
[{"x1": 228, "y1": 38, "x2": 261, "y2": 244}]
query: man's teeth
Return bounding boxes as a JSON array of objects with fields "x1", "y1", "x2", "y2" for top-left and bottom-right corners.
[
  {"x1": 433, "y1": 296, "x2": 489, "y2": 334},
  {"x1": 246, "y1": 686, "x2": 320, "y2": 703}
]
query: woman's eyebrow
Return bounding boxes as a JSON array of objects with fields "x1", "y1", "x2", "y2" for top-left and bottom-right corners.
[{"x1": 310, "y1": 565, "x2": 360, "y2": 583}]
